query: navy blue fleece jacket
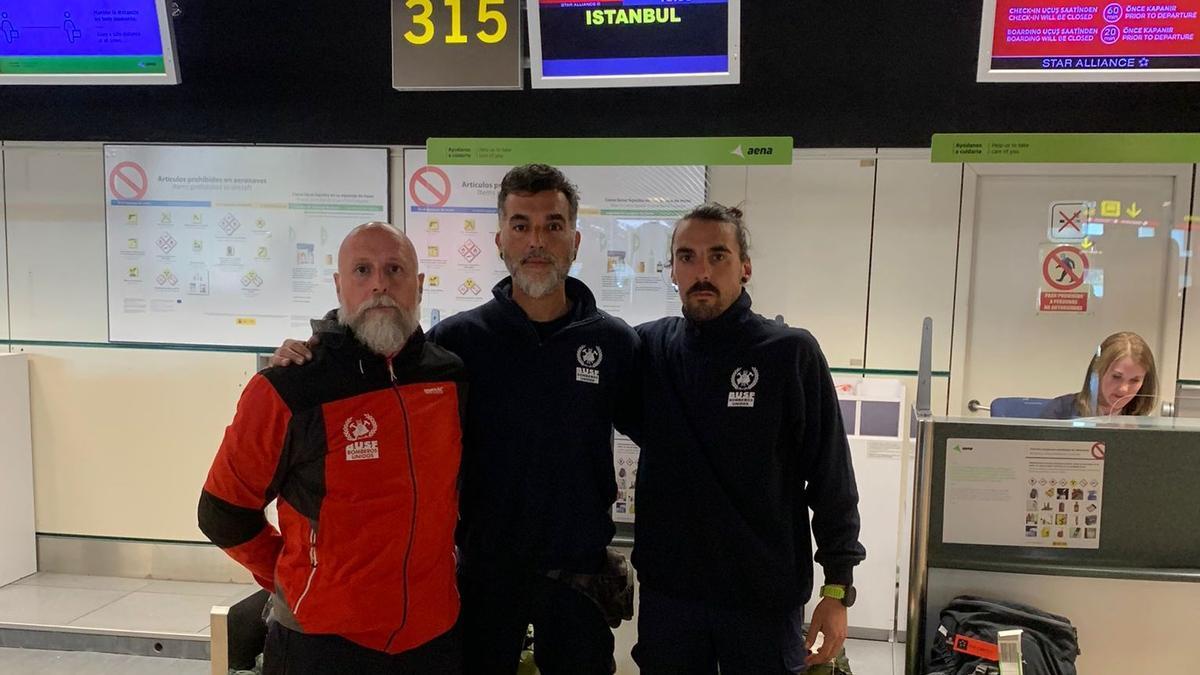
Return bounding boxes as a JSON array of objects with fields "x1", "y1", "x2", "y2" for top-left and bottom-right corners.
[
  {"x1": 428, "y1": 276, "x2": 640, "y2": 573},
  {"x1": 631, "y1": 290, "x2": 865, "y2": 610}
]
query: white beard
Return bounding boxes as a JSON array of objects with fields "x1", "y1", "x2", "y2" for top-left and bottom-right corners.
[
  {"x1": 506, "y1": 249, "x2": 572, "y2": 299},
  {"x1": 339, "y1": 295, "x2": 420, "y2": 356}
]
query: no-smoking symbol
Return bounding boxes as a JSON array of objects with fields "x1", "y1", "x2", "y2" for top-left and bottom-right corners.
[
  {"x1": 408, "y1": 166, "x2": 451, "y2": 207},
  {"x1": 1042, "y1": 245, "x2": 1089, "y2": 291},
  {"x1": 109, "y1": 161, "x2": 149, "y2": 201}
]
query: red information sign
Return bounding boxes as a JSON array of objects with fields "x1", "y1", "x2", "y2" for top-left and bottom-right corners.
[
  {"x1": 1038, "y1": 244, "x2": 1091, "y2": 313},
  {"x1": 986, "y1": 0, "x2": 1200, "y2": 76},
  {"x1": 1039, "y1": 290, "x2": 1089, "y2": 312}
]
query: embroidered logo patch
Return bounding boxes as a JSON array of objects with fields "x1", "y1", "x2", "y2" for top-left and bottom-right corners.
[
  {"x1": 576, "y1": 345, "x2": 603, "y2": 384},
  {"x1": 343, "y1": 414, "x2": 379, "y2": 461},
  {"x1": 727, "y1": 367, "x2": 759, "y2": 408}
]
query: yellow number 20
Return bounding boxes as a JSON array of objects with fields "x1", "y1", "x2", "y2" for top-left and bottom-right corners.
[
  {"x1": 404, "y1": 0, "x2": 435, "y2": 45},
  {"x1": 476, "y1": 0, "x2": 507, "y2": 44}
]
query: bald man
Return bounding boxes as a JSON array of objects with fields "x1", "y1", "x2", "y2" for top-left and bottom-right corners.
[{"x1": 199, "y1": 223, "x2": 468, "y2": 674}]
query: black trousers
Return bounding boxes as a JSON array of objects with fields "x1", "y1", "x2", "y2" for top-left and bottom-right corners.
[
  {"x1": 632, "y1": 585, "x2": 808, "y2": 675},
  {"x1": 263, "y1": 621, "x2": 462, "y2": 675},
  {"x1": 459, "y1": 567, "x2": 615, "y2": 675}
]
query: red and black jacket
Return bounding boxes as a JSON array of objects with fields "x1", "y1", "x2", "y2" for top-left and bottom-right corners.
[{"x1": 198, "y1": 322, "x2": 466, "y2": 654}]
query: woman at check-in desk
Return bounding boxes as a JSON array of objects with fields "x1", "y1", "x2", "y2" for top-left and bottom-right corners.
[{"x1": 1040, "y1": 331, "x2": 1159, "y2": 419}]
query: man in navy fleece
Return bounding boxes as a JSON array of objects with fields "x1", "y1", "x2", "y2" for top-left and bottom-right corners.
[
  {"x1": 430, "y1": 165, "x2": 639, "y2": 675},
  {"x1": 271, "y1": 164, "x2": 639, "y2": 675},
  {"x1": 630, "y1": 203, "x2": 865, "y2": 674}
]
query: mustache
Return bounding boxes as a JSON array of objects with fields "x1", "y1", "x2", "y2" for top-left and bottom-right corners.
[
  {"x1": 687, "y1": 282, "x2": 720, "y2": 296},
  {"x1": 520, "y1": 249, "x2": 560, "y2": 265},
  {"x1": 356, "y1": 295, "x2": 400, "y2": 312}
]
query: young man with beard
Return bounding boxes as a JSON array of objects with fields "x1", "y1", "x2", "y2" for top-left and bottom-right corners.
[
  {"x1": 199, "y1": 223, "x2": 467, "y2": 674},
  {"x1": 271, "y1": 165, "x2": 640, "y2": 675},
  {"x1": 631, "y1": 203, "x2": 866, "y2": 674}
]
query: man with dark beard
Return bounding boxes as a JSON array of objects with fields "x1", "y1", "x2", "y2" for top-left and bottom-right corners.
[
  {"x1": 199, "y1": 223, "x2": 468, "y2": 674},
  {"x1": 631, "y1": 204, "x2": 865, "y2": 674},
  {"x1": 426, "y1": 164, "x2": 640, "y2": 675},
  {"x1": 271, "y1": 166, "x2": 640, "y2": 675}
]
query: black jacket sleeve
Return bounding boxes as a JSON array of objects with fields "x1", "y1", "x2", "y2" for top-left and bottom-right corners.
[
  {"x1": 795, "y1": 333, "x2": 866, "y2": 586},
  {"x1": 612, "y1": 326, "x2": 645, "y2": 446}
]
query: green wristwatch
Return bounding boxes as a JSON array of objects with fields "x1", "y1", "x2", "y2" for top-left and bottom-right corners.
[{"x1": 819, "y1": 584, "x2": 857, "y2": 608}]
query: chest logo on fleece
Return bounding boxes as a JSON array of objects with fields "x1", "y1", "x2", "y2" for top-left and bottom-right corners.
[
  {"x1": 576, "y1": 345, "x2": 603, "y2": 384},
  {"x1": 728, "y1": 367, "x2": 758, "y2": 408},
  {"x1": 342, "y1": 413, "x2": 380, "y2": 461}
]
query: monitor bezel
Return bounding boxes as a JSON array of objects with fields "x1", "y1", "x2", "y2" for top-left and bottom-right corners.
[
  {"x1": 527, "y1": 0, "x2": 741, "y2": 89},
  {"x1": 977, "y1": 0, "x2": 1200, "y2": 82},
  {"x1": 0, "y1": 0, "x2": 181, "y2": 86}
]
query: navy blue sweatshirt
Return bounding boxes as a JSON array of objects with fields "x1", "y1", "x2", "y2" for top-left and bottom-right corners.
[
  {"x1": 631, "y1": 290, "x2": 865, "y2": 610},
  {"x1": 428, "y1": 276, "x2": 640, "y2": 574}
]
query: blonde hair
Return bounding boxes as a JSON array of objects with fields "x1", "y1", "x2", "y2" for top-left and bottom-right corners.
[{"x1": 1074, "y1": 331, "x2": 1158, "y2": 416}]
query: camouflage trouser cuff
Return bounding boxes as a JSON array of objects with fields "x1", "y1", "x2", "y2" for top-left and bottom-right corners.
[{"x1": 798, "y1": 648, "x2": 852, "y2": 675}]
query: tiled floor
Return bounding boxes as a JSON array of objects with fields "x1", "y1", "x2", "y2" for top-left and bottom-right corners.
[
  {"x1": 1, "y1": 573, "x2": 909, "y2": 673},
  {"x1": 0, "y1": 642, "x2": 907, "y2": 675},
  {"x1": 0, "y1": 647, "x2": 210, "y2": 674},
  {"x1": 610, "y1": 595, "x2": 905, "y2": 673},
  {"x1": 0, "y1": 572, "x2": 257, "y2": 635}
]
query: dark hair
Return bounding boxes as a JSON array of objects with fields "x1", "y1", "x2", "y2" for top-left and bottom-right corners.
[
  {"x1": 497, "y1": 163, "x2": 580, "y2": 224},
  {"x1": 670, "y1": 202, "x2": 750, "y2": 262}
]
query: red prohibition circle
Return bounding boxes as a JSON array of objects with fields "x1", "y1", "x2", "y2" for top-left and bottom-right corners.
[
  {"x1": 109, "y1": 161, "x2": 149, "y2": 200},
  {"x1": 1042, "y1": 245, "x2": 1089, "y2": 291},
  {"x1": 408, "y1": 166, "x2": 451, "y2": 207}
]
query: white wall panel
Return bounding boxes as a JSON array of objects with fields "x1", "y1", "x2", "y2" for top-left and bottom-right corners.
[
  {"x1": 0, "y1": 353, "x2": 35, "y2": 584},
  {"x1": 1179, "y1": 172, "x2": 1200, "y2": 382},
  {"x1": 19, "y1": 344, "x2": 255, "y2": 541},
  {"x1": 742, "y1": 150, "x2": 875, "y2": 367},
  {"x1": 389, "y1": 145, "x2": 407, "y2": 228},
  {"x1": 868, "y1": 151, "x2": 961, "y2": 371},
  {"x1": 5, "y1": 143, "x2": 108, "y2": 341}
]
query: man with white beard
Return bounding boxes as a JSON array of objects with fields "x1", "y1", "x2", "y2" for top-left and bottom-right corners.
[
  {"x1": 199, "y1": 223, "x2": 468, "y2": 674},
  {"x1": 271, "y1": 166, "x2": 641, "y2": 674}
]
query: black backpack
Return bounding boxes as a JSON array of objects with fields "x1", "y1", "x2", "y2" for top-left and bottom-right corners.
[{"x1": 925, "y1": 596, "x2": 1081, "y2": 675}]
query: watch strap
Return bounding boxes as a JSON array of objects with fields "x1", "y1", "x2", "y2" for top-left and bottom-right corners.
[{"x1": 819, "y1": 584, "x2": 847, "y2": 600}]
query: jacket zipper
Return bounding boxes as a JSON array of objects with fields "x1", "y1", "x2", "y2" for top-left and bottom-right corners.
[
  {"x1": 385, "y1": 356, "x2": 418, "y2": 650},
  {"x1": 291, "y1": 522, "x2": 319, "y2": 616}
]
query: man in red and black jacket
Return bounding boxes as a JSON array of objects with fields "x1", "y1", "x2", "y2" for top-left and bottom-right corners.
[
  {"x1": 271, "y1": 166, "x2": 641, "y2": 675},
  {"x1": 199, "y1": 223, "x2": 468, "y2": 674}
]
